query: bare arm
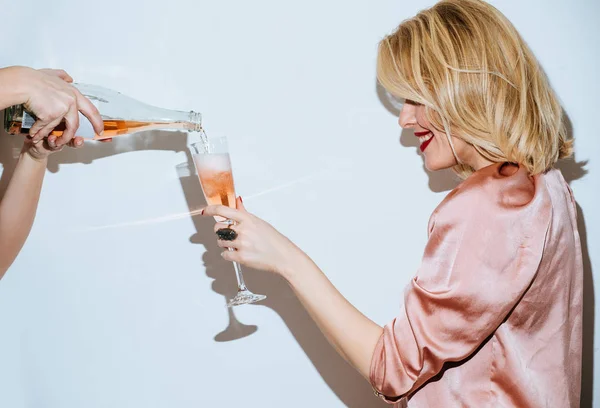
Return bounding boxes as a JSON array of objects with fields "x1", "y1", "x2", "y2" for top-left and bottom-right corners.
[
  {"x1": 0, "y1": 66, "x2": 103, "y2": 278},
  {"x1": 203, "y1": 200, "x2": 383, "y2": 379},
  {"x1": 0, "y1": 67, "x2": 46, "y2": 277},
  {"x1": 0, "y1": 147, "x2": 47, "y2": 277},
  {"x1": 0, "y1": 66, "x2": 30, "y2": 109},
  {"x1": 284, "y1": 253, "x2": 384, "y2": 379}
]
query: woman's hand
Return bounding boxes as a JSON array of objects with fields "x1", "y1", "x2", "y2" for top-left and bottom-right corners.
[
  {"x1": 22, "y1": 135, "x2": 84, "y2": 162},
  {"x1": 18, "y1": 67, "x2": 104, "y2": 148},
  {"x1": 204, "y1": 197, "x2": 383, "y2": 382},
  {"x1": 202, "y1": 197, "x2": 306, "y2": 277}
]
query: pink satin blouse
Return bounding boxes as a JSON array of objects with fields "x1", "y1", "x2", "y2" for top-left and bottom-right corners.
[{"x1": 370, "y1": 163, "x2": 583, "y2": 407}]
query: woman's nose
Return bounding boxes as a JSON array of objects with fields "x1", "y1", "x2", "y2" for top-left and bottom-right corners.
[{"x1": 398, "y1": 103, "x2": 417, "y2": 129}]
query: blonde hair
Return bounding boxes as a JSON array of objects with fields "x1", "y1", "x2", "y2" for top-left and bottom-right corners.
[{"x1": 377, "y1": 0, "x2": 572, "y2": 177}]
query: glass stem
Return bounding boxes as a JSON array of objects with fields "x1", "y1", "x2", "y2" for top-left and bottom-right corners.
[{"x1": 229, "y1": 249, "x2": 248, "y2": 291}]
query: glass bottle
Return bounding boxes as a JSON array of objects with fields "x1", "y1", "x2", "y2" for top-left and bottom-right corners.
[{"x1": 3, "y1": 83, "x2": 202, "y2": 141}]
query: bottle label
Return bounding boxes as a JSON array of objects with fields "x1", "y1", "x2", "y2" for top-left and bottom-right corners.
[
  {"x1": 76, "y1": 112, "x2": 96, "y2": 139},
  {"x1": 22, "y1": 111, "x2": 35, "y2": 129}
]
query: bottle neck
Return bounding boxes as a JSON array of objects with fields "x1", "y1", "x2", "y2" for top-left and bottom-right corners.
[
  {"x1": 111, "y1": 108, "x2": 202, "y2": 133},
  {"x1": 185, "y1": 111, "x2": 202, "y2": 131},
  {"x1": 72, "y1": 83, "x2": 202, "y2": 131}
]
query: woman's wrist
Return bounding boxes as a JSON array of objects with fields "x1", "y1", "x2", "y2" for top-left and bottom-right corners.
[
  {"x1": 0, "y1": 66, "x2": 33, "y2": 108},
  {"x1": 21, "y1": 145, "x2": 49, "y2": 165},
  {"x1": 278, "y1": 246, "x2": 317, "y2": 283}
]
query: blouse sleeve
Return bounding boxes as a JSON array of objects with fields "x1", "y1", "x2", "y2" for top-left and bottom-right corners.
[{"x1": 369, "y1": 168, "x2": 552, "y2": 403}]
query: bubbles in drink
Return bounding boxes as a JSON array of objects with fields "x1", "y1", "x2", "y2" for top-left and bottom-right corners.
[{"x1": 193, "y1": 153, "x2": 236, "y2": 209}]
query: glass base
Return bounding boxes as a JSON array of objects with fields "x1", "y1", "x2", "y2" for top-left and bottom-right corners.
[{"x1": 227, "y1": 289, "x2": 266, "y2": 307}]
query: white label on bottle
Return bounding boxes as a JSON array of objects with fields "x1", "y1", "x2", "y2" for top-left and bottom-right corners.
[
  {"x1": 76, "y1": 112, "x2": 96, "y2": 139},
  {"x1": 22, "y1": 111, "x2": 35, "y2": 129},
  {"x1": 76, "y1": 99, "x2": 101, "y2": 140}
]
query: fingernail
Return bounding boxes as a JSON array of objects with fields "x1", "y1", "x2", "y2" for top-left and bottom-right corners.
[
  {"x1": 240, "y1": 196, "x2": 243, "y2": 203},
  {"x1": 76, "y1": 139, "x2": 83, "y2": 146},
  {"x1": 201, "y1": 208, "x2": 205, "y2": 215}
]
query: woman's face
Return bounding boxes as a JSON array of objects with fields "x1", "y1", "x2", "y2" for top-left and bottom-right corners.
[{"x1": 398, "y1": 101, "x2": 488, "y2": 171}]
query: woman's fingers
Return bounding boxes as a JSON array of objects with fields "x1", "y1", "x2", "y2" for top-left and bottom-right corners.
[
  {"x1": 39, "y1": 68, "x2": 73, "y2": 82},
  {"x1": 221, "y1": 248, "x2": 241, "y2": 263},
  {"x1": 217, "y1": 239, "x2": 240, "y2": 249},
  {"x1": 203, "y1": 205, "x2": 245, "y2": 223},
  {"x1": 24, "y1": 69, "x2": 103, "y2": 144},
  {"x1": 74, "y1": 88, "x2": 104, "y2": 136},
  {"x1": 36, "y1": 116, "x2": 63, "y2": 146},
  {"x1": 29, "y1": 117, "x2": 49, "y2": 141},
  {"x1": 68, "y1": 137, "x2": 84, "y2": 148},
  {"x1": 57, "y1": 103, "x2": 79, "y2": 147}
]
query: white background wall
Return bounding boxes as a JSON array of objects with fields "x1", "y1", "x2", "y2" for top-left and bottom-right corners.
[{"x1": 0, "y1": 0, "x2": 597, "y2": 407}]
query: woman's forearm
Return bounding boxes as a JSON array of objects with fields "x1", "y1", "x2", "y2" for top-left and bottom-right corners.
[
  {"x1": 0, "y1": 66, "x2": 29, "y2": 110},
  {"x1": 0, "y1": 151, "x2": 47, "y2": 278},
  {"x1": 0, "y1": 66, "x2": 92, "y2": 278},
  {"x1": 202, "y1": 200, "x2": 385, "y2": 379},
  {"x1": 283, "y1": 253, "x2": 384, "y2": 380}
]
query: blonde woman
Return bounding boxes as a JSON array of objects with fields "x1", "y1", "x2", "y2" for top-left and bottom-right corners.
[{"x1": 202, "y1": 0, "x2": 582, "y2": 406}]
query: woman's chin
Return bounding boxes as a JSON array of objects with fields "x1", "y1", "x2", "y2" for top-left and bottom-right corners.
[
  {"x1": 424, "y1": 158, "x2": 453, "y2": 172},
  {"x1": 423, "y1": 159, "x2": 441, "y2": 172}
]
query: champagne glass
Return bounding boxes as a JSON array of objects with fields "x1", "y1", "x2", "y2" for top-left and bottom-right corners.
[{"x1": 189, "y1": 137, "x2": 266, "y2": 307}]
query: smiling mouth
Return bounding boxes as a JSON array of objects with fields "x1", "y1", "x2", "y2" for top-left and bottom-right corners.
[{"x1": 414, "y1": 131, "x2": 434, "y2": 152}]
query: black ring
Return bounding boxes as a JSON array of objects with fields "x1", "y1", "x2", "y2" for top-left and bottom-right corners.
[{"x1": 216, "y1": 227, "x2": 238, "y2": 241}]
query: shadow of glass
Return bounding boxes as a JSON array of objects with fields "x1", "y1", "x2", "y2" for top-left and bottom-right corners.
[
  {"x1": 177, "y1": 158, "x2": 259, "y2": 342},
  {"x1": 196, "y1": 232, "x2": 387, "y2": 406}
]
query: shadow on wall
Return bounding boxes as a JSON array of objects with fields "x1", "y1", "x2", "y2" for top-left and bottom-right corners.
[
  {"x1": 177, "y1": 158, "x2": 260, "y2": 342},
  {"x1": 0, "y1": 125, "x2": 190, "y2": 191},
  {"x1": 376, "y1": 84, "x2": 594, "y2": 407},
  {"x1": 179, "y1": 150, "x2": 389, "y2": 407},
  {"x1": 0, "y1": 120, "x2": 389, "y2": 407},
  {"x1": 556, "y1": 116, "x2": 593, "y2": 408}
]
